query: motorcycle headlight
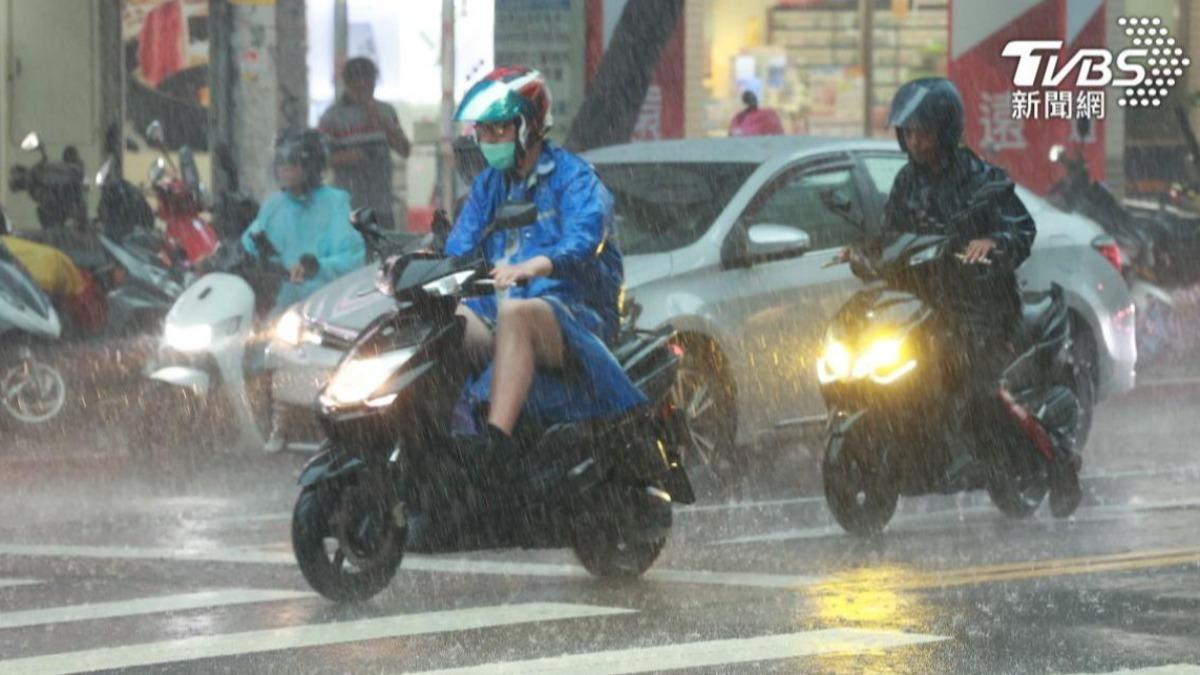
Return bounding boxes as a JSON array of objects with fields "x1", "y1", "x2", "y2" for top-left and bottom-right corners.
[
  {"x1": 322, "y1": 346, "x2": 418, "y2": 407},
  {"x1": 817, "y1": 334, "x2": 917, "y2": 385},
  {"x1": 274, "y1": 309, "x2": 304, "y2": 347},
  {"x1": 817, "y1": 337, "x2": 853, "y2": 384},
  {"x1": 164, "y1": 323, "x2": 213, "y2": 353}
]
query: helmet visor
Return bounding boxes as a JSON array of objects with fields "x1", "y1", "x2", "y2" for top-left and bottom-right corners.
[{"x1": 888, "y1": 87, "x2": 930, "y2": 129}]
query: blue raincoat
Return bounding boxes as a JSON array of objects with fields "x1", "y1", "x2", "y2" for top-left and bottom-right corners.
[
  {"x1": 444, "y1": 141, "x2": 647, "y2": 424},
  {"x1": 241, "y1": 185, "x2": 365, "y2": 312}
]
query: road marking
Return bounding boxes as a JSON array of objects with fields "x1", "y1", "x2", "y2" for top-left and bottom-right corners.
[
  {"x1": 1065, "y1": 662, "x2": 1200, "y2": 667},
  {"x1": 0, "y1": 602, "x2": 633, "y2": 675},
  {"x1": 405, "y1": 628, "x2": 949, "y2": 674},
  {"x1": 0, "y1": 579, "x2": 41, "y2": 589},
  {"x1": 0, "y1": 544, "x2": 824, "y2": 590},
  {"x1": 0, "y1": 589, "x2": 312, "y2": 631}
]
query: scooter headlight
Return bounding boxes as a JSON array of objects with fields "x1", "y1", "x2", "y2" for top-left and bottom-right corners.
[
  {"x1": 817, "y1": 337, "x2": 853, "y2": 384},
  {"x1": 817, "y1": 333, "x2": 917, "y2": 385},
  {"x1": 274, "y1": 309, "x2": 304, "y2": 347},
  {"x1": 322, "y1": 347, "x2": 418, "y2": 407},
  {"x1": 164, "y1": 323, "x2": 213, "y2": 352}
]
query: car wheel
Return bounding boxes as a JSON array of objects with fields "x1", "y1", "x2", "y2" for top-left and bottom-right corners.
[
  {"x1": 1068, "y1": 319, "x2": 1097, "y2": 450},
  {"x1": 671, "y1": 345, "x2": 738, "y2": 487}
]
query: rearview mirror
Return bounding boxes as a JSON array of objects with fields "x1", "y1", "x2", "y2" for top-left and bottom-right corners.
[
  {"x1": 492, "y1": 202, "x2": 537, "y2": 231},
  {"x1": 145, "y1": 120, "x2": 165, "y2": 147},
  {"x1": 747, "y1": 224, "x2": 811, "y2": 262},
  {"x1": 96, "y1": 157, "x2": 115, "y2": 187},
  {"x1": 20, "y1": 132, "x2": 41, "y2": 152},
  {"x1": 1049, "y1": 144, "x2": 1066, "y2": 163},
  {"x1": 350, "y1": 207, "x2": 377, "y2": 232}
]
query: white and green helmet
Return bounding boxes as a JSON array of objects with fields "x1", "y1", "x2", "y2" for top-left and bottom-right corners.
[{"x1": 455, "y1": 66, "x2": 553, "y2": 148}]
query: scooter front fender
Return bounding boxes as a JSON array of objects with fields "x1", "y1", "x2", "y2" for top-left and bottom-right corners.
[
  {"x1": 825, "y1": 409, "x2": 868, "y2": 465},
  {"x1": 298, "y1": 447, "x2": 367, "y2": 488}
]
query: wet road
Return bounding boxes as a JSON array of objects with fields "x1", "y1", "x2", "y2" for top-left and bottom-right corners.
[{"x1": 1, "y1": 381, "x2": 1199, "y2": 674}]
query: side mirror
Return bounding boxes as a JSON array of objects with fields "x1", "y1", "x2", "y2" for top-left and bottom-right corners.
[
  {"x1": 145, "y1": 120, "x2": 165, "y2": 147},
  {"x1": 20, "y1": 132, "x2": 41, "y2": 152},
  {"x1": 492, "y1": 202, "x2": 537, "y2": 231},
  {"x1": 149, "y1": 157, "x2": 168, "y2": 183},
  {"x1": 747, "y1": 224, "x2": 811, "y2": 262},
  {"x1": 350, "y1": 207, "x2": 377, "y2": 233},
  {"x1": 1049, "y1": 144, "x2": 1066, "y2": 163},
  {"x1": 96, "y1": 157, "x2": 115, "y2": 187}
]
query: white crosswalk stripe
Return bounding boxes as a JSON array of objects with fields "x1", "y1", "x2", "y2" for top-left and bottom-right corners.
[
  {"x1": 1063, "y1": 667, "x2": 1200, "y2": 675},
  {"x1": 0, "y1": 589, "x2": 312, "y2": 630},
  {"x1": 403, "y1": 628, "x2": 951, "y2": 675},
  {"x1": 0, "y1": 602, "x2": 634, "y2": 675},
  {"x1": 0, "y1": 578, "x2": 40, "y2": 589}
]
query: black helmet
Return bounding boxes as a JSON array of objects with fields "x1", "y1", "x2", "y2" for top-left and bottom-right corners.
[
  {"x1": 274, "y1": 128, "x2": 327, "y2": 190},
  {"x1": 889, "y1": 78, "x2": 964, "y2": 154}
]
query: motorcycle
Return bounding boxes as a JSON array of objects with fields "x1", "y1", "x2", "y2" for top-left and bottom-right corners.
[
  {"x1": 0, "y1": 239, "x2": 67, "y2": 429},
  {"x1": 144, "y1": 120, "x2": 221, "y2": 265},
  {"x1": 8, "y1": 132, "x2": 88, "y2": 230},
  {"x1": 817, "y1": 191, "x2": 1086, "y2": 535},
  {"x1": 143, "y1": 234, "x2": 287, "y2": 453},
  {"x1": 291, "y1": 202, "x2": 694, "y2": 603},
  {"x1": 1047, "y1": 124, "x2": 1175, "y2": 364}
]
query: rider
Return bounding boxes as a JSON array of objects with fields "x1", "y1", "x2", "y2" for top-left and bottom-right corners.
[
  {"x1": 241, "y1": 129, "x2": 366, "y2": 453},
  {"x1": 866, "y1": 78, "x2": 1078, "y2": 510},
  {"x1": 240, "y1": 128, "x2": 365, "y2": 313},
  {"x1": 443, "y1": 66, "x2": 646, "y2": 462}
]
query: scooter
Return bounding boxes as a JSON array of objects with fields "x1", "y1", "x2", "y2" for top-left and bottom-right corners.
[
  {"x1": 7, "y1": 132, "x2": 88, "y2": 230},
  {"x1": 291, "y1": 202, "x2": 694, "y2": 603},
  {"x1": 817, "y1": 194, "x2": 1086, "y2": 535},
  {"x1": 144, "y1": 120, "x2": 220, "y2": 265},
  {"x1": 143, "y1": 234, "x2": 287, "y2": 453},
  {"x1": 0, "y1": 239, "x2": 67, "y2": 429},
  {"x1": 1047, "y1": 124, "x2": 1175, "y2": 364}
]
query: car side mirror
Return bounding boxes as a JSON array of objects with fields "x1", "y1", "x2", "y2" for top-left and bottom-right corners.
[{"x1": 746, "y1": 224, "x2": 811, "y2": 262}]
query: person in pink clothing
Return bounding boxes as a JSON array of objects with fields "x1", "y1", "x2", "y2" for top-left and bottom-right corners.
[{"x1": 729, "y1": 91, "x2": 785, "y2": 137}]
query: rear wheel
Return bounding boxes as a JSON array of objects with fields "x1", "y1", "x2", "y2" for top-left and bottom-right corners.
[
  {"x1": 574, "y1": 527, "x2": 664, "y2": 578},
  {"x1": 987, "y1": 463, "x2": 1048, "y2": 519},
  {"x1": 822, "y1": 441, "x2": 898, "y2": 536},
  {"x1": 292, "y1": 483, "x2": 404, "y2": 603}
]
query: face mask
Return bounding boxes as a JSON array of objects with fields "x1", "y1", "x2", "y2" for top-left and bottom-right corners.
[{"x1": 479, "y1": 141, "x2": 517, "y2": 170}]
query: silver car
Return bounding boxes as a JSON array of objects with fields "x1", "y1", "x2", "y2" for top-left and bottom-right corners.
[
  {"x1": 269, "y1": 137, "x2": 1136, "y2": 468},
  {"x1": 586, "y1": 137, "x2": 1136, "y2": 468}
]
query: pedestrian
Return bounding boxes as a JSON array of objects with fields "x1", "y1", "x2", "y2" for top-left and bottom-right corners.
[
  {"x1": 319, "y1": 57, "x2": 411, "y2": 231},
  {"x1": 729, "y1": 91, "x2": 784, "y2": 137}
]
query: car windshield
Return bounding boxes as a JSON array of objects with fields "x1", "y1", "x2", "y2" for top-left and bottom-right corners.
[{"x1": 595, "y1": 162, "x2": 758, "y2": 255}]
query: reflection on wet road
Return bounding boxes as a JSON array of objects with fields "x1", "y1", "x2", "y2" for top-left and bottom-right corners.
[{"x1": 0, "y1": 384, "x2": 1198, "y2": 674}]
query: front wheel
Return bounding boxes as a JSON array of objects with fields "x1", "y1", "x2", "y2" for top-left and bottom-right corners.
[
  {"x1": 574, "y1": 527, "x2": 664, "y2": 578},
  {"x1": 1, "y1": 356, "x2": 68, "y2": 427},
  {"x1": 292, "y1": 483, "x2": 405, "y2": 603},
  {"x1": 822, "y1": 439, "x2": 898, "y2": 536}
]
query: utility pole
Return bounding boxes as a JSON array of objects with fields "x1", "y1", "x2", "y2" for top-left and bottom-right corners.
[
  {"x1": 334, "y1": 0, "x2": 348, "y2": 100},
  {"x1": 440, "y1": 0, "x2": 456, "y2": 215},
  {"x1": 860, "y1": 0, "x2": 875, "y2": 137}
]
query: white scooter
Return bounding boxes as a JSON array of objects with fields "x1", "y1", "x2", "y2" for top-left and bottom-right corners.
[
  {"x1": 143, "y1": 235, "x2": 285, "y2": 453},
  {"x1": 0, "y1": 238, "x2": 66, "y2": 429}
]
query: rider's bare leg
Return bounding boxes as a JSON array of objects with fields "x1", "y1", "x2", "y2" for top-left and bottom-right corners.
[
  {"x1": 456, "y1": 304, "x2": 494, "y2": 370},
  {"x1": 488, "y1": 299, "x2": 565, "y2": 435}
]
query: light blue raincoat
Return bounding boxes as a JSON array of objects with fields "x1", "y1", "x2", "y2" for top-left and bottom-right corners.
[
  {"x1": 241, "y1": 185, "x2": 365, "y2": 312},
  {"x1": 444, "y1": 141, "x2": 647, "y2": 424}
]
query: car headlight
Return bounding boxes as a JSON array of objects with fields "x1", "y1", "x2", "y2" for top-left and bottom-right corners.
[
  {"x1": 274, "y1": 309, "x2": 303, "y2": 347},
  {"x1": 164, "y1": 323, "x2": 213, "y2": 353},
  {"x1": 817, "y1": 334, "x2": 917, "y2": 385},
  {"x1": 323, "y1": 346, "x2": 418, "y2": 407}
]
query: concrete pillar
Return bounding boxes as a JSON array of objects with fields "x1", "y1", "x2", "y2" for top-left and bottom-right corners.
[{"x1": 209, "y1": 0, "x2": 309, "y2": 202}]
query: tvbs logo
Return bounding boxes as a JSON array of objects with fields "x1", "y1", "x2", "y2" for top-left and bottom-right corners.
[{"x1": 1002, "y1": 17, "x2": 1189, "y2": 108}]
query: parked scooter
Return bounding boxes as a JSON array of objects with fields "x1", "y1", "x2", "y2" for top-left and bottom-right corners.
[
  {"x1": 1047, "y1": 119, "x2": 1175, "y2": 363},
  {"x1": 143, "y1": 234, "x2": 287, "y2": 452},
  {"x1": 291, "y1": 202, "x2": 694, "y2": 603},
  {"x1": 818, "y1": 193, "x2": 1087, "y2": 535},
  {"x1": 8, "y1": 132, "x2": 88, "y2": 230},
  {"x1": 144, "y1": 120, "x2": 220, "y2": 265},
  {"x1": 0, "y1": 239, "x2": 67, "y2": 429}
]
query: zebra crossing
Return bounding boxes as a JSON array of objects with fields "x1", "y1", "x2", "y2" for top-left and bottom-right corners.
[{"x1": 2, "y1": 571, "x2": 1197, "y2": 674}]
